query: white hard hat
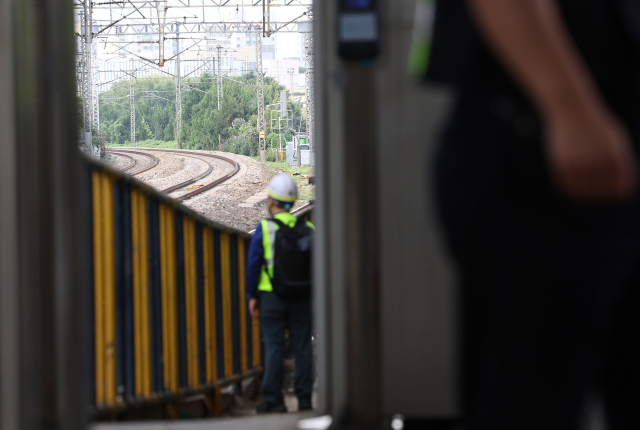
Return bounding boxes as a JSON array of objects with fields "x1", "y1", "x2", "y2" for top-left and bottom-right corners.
[{"x1": 267, "y1": 173, "x2": 298, "y2": 202}]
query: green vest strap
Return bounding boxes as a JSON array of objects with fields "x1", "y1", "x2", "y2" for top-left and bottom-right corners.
[{"x1": 257, "y1": 212, "x2": 315, "y2": 293}]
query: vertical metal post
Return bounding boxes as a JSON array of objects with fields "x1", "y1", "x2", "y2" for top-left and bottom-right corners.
[
  {"x1": 94, "y1": 90, "x2": 100, "y2": 133},
  {"x1": 1, "y1": 0, "x2": 86, "y2": 429},
  {"x1": 312, "y1": 0, "x2": 382, "y2": 422},
  {"x1": 280, "y1": 90, "x2": 287, "y2": 117},
  {"x1": 75, "y1": 11, "x2": 84, "y2": 135},
  {"x1": 256, "y1": 26, "x2": 266, "y2": 161},
  {"x1": 305, "y1": 35, "x2": 309, "y2": 150},
  {"x1": 92, "y1": 42, "x2": 99, "y2": 134},
  {"x1": 130, "y1": 61, "x2": 136, "y2": 147},
  {"x1": 83, "y1": 0, "x2": 93, "y2": 147},
  {"x1": 217, "y1": 45, "x2": 222, "y2": 110},
  {"x1": 290, "y1": 70, "x2": 294, "y2": 93},
  {"x1": 158, "y1": 1, "x2": 167, "y2": 66},
  {"x1": 267, "y1": 0, "x2": 271, "y2": 37},
  {"x1": 306, "y1": 33, "x2": 314, "y2": 153},
  {"x1": 262, "y1": 0, "x2": 266, "y2": 37},
  {"x1": 176, "y1": 28, "x2": 182, "y2": 149},
  {"x1": 344, "y1": 64, "x2": 381, "y2": 424},
  {"x1": 78, "y1": 10, "x2": 86, "y2": 136}
]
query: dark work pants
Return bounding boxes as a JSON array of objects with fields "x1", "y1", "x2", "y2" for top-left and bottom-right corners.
[
  {"x1": 434, "y1": 86, "x2": 640, "y2": 430},
  {"x1": 259, "y1": 291, "x2": 313, "y2": 405}
]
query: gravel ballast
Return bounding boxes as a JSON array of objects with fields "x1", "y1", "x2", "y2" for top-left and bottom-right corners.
[
  {"x1": 120, "y1": 149, "x2": 281, "y2": 231},
  {"x1": 105, "y1": 148, "x2": 312, "y2": 232},
  {"x1": 106, "y1": 153, "x2": 134, "y2": 171},
  {"x1": 176, "y1": 151, "x2": 279, "y2": 232}
]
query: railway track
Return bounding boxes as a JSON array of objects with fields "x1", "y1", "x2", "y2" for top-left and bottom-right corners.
[
  {"x1": 159, "y1": 153, "x2": 213, "y2": 194},
  {"x1": 135, "y1": 148, "x2": 240, "y2": 201},
  {"x1": 108, "y1": 151, "x2": 136, "y2": 172},
  {"x1": 248, "y1": 203, "x2": 312, "y2": 234},
  {"x1": 106, "y1": 149, "x2": 159, "y2": 175}
]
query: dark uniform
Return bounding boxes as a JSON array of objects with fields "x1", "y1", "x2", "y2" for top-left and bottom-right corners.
[
  {"x1": 428, "y1": 1, "x2": 640, "y2": 428},
  {"x1": 246, "y1": 211, "x2": 314, "y2": 410}
]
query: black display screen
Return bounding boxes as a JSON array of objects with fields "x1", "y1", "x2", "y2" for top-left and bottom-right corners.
[
  {"x1": 345, "y1": 0, "x2": 371, "y2": 10},
  {"x1": 338, "y1": 0, "x2": 379, "y2": 59}
]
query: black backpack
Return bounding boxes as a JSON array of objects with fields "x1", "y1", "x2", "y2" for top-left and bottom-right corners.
[{"x1": 268, "y1": 217, "x2": 313, "y2": 298}]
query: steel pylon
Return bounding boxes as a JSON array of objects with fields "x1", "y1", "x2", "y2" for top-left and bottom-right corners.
[
  {"x1": 217, "y1": 45, "x2": 223, "y2": 110},
  {"x1": 305, "y1": 32, "x2": 314, "y2": 152},
  {"x1": 176, "y1": 28, "x2": 182, "y2": 148},
  {"x1": 92, "y1": 42, "x2": 100, "y2": 133},
  {"x1": 256, "y1": 25, "x2": 266, "y2": 161},
  {"x1": 79, "y1": 1, "x2": 93, "y2": 149},
  {"x1": 130, "y1": 61, "x2": 136, "y2": 147}
]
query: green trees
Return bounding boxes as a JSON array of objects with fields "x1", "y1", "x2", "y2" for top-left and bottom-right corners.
[{"x1": 96, "y1": 71, "x2": 305, "y2": 156}]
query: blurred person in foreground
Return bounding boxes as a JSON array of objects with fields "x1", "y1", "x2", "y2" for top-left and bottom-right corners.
[{"x1": 424, "y1": 0, "x2": 640, "y2": 428}]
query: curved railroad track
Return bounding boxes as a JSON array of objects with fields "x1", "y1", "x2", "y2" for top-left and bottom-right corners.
[
  {"x1": 108, "y1": 151, "x2": 136, "y2": 172},
  {"x1": 159, "y1": 153, "x2": 214, "y2": 195},
  {"x1": 132, "y1": 148, "x2": 240, "y2": 201},
  {"x1": 106, "y1": 149, "x2": 159, "y2": 175}
]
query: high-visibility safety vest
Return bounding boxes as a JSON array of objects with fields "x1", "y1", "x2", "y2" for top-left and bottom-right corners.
[{"x1": 257, "y1": 211, "x2": 315, "y2": 293}]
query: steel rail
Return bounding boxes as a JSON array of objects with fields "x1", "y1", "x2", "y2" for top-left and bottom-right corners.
[
  {"x1": 107, "y1": 150, "x2": 136, "y2": 172},
  {"x1": 290, "y1": 202, "x2": 311, "y2": 215},
  {"x1": 146, "y1": 149, "x2": 239, "y2": 200},
  {"x1": 159, "y1": 153, "x2": 214, "y2": 194},
  {"x1": 112, "y1": 147, "x2": 239, "y2": 201},
  {"x1": 174, "y1": 155, "x2": 239, "y2": 201},
  {"x1": 106, "y1": 148, "x2": 160, "y2": 175}
]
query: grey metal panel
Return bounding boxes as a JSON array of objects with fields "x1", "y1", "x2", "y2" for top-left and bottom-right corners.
[
  {"x1": 287, "y1": 142, "x2": 294, "y2": 166},
  {"x1": 46, "y1": 1, "x2": 90, "y2": 427},
  {"x1": 0, "y1": 1, "x2": 87, "y2": 429},
  {"x1": 376, "y1": 0, "x2": 458, "y2": 418},
  {"x1": 314, "y1": 0, "x2": 349, "y2": 418},
  {"x1": 0, "y1": 1, "x2": 20, "y2": 427},
  {"x1": 314, "y1": 0, "x2": 459, "y2": 422},
  {"x1": 300, "y1": 150, "x2": 311, "y2": 165}
]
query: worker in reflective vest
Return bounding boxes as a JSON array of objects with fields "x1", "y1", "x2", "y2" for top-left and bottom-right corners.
[{"x1": 246, "y1": 174, "x2": 314, "y2": 414}]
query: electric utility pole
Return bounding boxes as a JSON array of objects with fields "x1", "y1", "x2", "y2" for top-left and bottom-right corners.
[
  {"x1": 290, "y1": 70, "x2": 295, "y2": 93},
  {"x1": 176, "y1": 27, "x2": 182, "y2": 149},
  {"x1": 217, "y1": 45, "x2": 223, "y2": 110},
  {"x1": 305, "y1": 32, "x2": 314, "y2": 154},
  {"x1": 130, "y1": 61, "x2": 136, "y2": 146},
  {"x1": 256, "y1": 25, "x2": 266, "y2": 161},
  {"x1": 157, "y1": 1, "x2": 168, "y2": 66},
  {"x1": 82, "y1": 0, "x2": 93, "y2": 151},
  {"x1": 92, "y1": 44, "x2": 100, "y2": 133}
]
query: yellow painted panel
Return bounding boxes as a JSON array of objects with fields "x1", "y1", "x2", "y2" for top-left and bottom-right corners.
[
  {"x1": 184, "y1": 217, "x2": 199, "y2": 387},
  {"x1": 159, "y1": 204, "x2": 170, "y2": 389},
  {"x1": 166, "y1": 207, "x2": 178, "y2": 391},
  {"x1": 132, "y1": 190, "x2": 143, "y2": 396},
  {"x1": 92, "y1": 171, "x2": 105, "y2": 405},
  {"x1": 220, "y1": 232, "x2": 233, "y2": 377},
  {"x1": 139, "y1": 192, "x2": 151, "y2": 396},
  {"x1": 160, "y1": 204, "x2": 178, "y2": 391},
  {"x1": 203, "y1": 227, "x2": 216, "y2": 384},
  {"x1": 237, "y1": 238, "x2": 248, "y2": 372},
  {"x1": 101, "y1": 174, "x2": 117, "y2": 404}
]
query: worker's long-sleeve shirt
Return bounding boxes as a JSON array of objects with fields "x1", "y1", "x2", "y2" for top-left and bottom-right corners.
[{"x1": 246, "y1": 222, "x2": 265, "y2": 299}]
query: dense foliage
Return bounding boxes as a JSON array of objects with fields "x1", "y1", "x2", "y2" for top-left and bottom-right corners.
[{"x1": 89, "y1": 72, "x2": 305, "y2": 157}]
